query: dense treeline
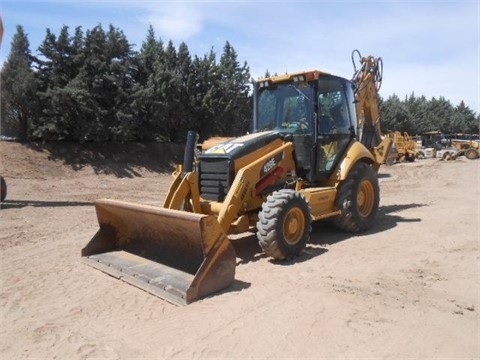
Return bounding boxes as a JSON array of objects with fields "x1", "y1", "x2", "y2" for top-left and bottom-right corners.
[
  {"x1": 1, "y1": 24, "x2": 478, "y2": 142},
  {"x1": 1, "y1": 24, "x2": 251, "y2": 142},
  {"x1": 380, "y1": 94, "x2": 478, "y2": 136}
]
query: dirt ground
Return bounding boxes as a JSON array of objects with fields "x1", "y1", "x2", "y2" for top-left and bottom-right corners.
[{"x1": 0, "y1": 141, "x2": 479, "y2": 359}]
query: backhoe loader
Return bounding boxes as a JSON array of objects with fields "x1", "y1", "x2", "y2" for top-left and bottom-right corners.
[
  {"x1": 387, "y1": 131, "x2": 419, "y2": 162},
  {"x1": 82, "y1": 50, "x2": 392, "y2": 305}
]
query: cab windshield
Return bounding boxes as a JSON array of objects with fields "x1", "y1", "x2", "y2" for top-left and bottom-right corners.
[{"x1": 256, "y1": 83, "x2": 314, "y2": 134}]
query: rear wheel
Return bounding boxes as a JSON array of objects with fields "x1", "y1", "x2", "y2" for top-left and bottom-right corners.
[
  {"x1": 333, "y1": 162, "x2": 379, "y2": 232},
  {"x1": 0, "y1": 176, "x2": 6, "y2": 202},
  {"x1": 442, "y1": 151, "x2": 456, "y2": 161},
  {"x1": 256, "y1": 189, "x2": 311, "y2": 260},
  {"x1": 406, "y1": 153, "x2": 415, "y2": 162},
  {"x1": 465, "y1": 148, "x2": 479, "y2": 160}
]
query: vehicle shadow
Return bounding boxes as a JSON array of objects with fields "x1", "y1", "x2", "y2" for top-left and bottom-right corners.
[
  {"x1": 24, "y1": 142, "x2": 184, "y2": 178},
  {"x1": 231, "y1": 202, "x2": 426, "y2": 265},
  {"x1": 220, "y1": 278, "x2": 252, "y2": 294},
  {"x1": 231, "y1": 233, "x2": 265, "y2": 265},
  {"x1": 232, "y1": 231, "x2": 328, "y2": 266},
  {"x1": 310, "y1": 202, "x2": 425, "y2": 246},
  {"x1": 1, "y1": 199, "x2": 93, "y2": 210}
]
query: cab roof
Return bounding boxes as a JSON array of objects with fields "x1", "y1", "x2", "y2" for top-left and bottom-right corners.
[{"x1": 256, "y1": 70, "x2": 331, "y2": 84}]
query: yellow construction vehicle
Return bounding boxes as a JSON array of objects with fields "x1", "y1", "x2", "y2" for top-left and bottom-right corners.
[
  {"x1": 449, "y1": 138, "x2": 479, "y2": 160},
  {"x1": 388, "y1": 131, "x2": 419, "y2": 162},
  {"x1": 82, "y1": 50, "x2": 392, "y2": 305}
]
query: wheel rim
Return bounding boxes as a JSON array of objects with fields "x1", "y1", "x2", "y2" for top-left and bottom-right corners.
[
  {"x1": 283, "y1": 208, "x2": 305, "y2": 245},
  {"x1": 357, "y1": 180, "x2": 375, "y2": 218},
  {"x1": 466, "y1": 150, "x2": 477, "y2": 159}
]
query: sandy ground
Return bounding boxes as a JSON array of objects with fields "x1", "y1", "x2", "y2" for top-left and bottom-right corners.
[{"x1": 0, "y1": 141, "x2": 479, "y2": 359}]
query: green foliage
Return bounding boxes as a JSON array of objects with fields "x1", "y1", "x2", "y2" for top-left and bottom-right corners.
[
  {"x1": 381, "y1": 94, "x2": 412, "y2": 133},
  {"x1": 1, "y1": 24, "x2": 253, "y2": 142},
  {"x1": 190, "y1": 50, "x2": 218, "y2": 138},
  {"x1": 380, "y1": 92, "x2": 478, "y2": 135},
  {"x1": 1, "y1": 25, "x2": 38, "y2": 140},
  {"x1": 216, "y1": 41, "x2": 251, "y2": 136}
]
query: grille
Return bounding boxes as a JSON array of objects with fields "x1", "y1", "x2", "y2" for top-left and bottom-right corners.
[{"x1": 199, "y1": 157, "x2": 232, "y2": 202}]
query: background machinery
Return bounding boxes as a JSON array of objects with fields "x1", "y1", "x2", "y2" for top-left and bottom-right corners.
[
  {"x1": 82, "y1": 50, "x2": 392, "y2": 305},
  {"x1": 388, "y1": 131, "x2": 419, "y2": 162},
  {"x1": 449, "y1": 138, "x2": 479, "y2": 160},
  {"x1": 420, "y1": 132, "x2": 478, "y2": 160}
]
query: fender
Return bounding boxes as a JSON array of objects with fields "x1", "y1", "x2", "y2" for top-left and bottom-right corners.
[{"x1": 337, "y1": 141, "x2": 375, "y2": 181}]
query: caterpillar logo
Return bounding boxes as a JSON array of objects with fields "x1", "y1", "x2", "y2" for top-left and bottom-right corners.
[{"x1": 206, "y1": 143, "x2": 244, "y2": 154}]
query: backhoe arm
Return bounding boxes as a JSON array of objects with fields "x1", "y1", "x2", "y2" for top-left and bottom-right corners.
[{"x1": 351, "y1": 50, "x2": 392, "y2": 169}]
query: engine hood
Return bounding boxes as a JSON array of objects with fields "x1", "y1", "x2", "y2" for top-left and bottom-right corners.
[{"x1": 202, "y1": 131, "x2": 285, "y2": 160}]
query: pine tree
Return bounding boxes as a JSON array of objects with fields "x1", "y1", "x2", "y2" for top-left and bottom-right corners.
[
  {"x1": 59, "y1": 24, "x2": 109, "y2": 141},
  {"x1": 54, "y1": 24, "x2": 136, "y2": 142},
  {"x1": 191, "y1": 50, "x2": 219, "y2": 139},
  {"x1": 130, "y1": 25, "x2": 165, "y2": 140},
  {"x1": 176, "y1": 42, "x2": 195, "y2": 139},
  {"x1": 454, "y1": 101, "x2": 478, "y2": 134},
  {"x1": 405, "y1": 93, "x2": 429, "y2": 134},
  {"x1": 154, "y1": 40, "x2": 182, "y2": 142},
  {"x1": 105, "y1": 24, "x2": 136, "y2": 141},
  {"x1": 33, "y1": 25, "x2": 86, "y2": 140},
  {"x1": 427, "y1": 97, "x2": 454, "y2": 134},
  {"x1": 136, "y1": 25, "x2": 163, "y2": 87},
  {"x1": 1, "y1": 25, "x2": 38, "y2": 140},
  {"x1": 380, "y1": 94, "x2": 411, "y2": 133},
  {"x1": 217, "y1": 41, "x2": 251, "y2": 136}
]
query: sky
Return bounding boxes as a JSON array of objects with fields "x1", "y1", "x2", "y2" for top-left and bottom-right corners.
[{"x1": 0, "y1": 0, "x2": 479, "y2": 114}]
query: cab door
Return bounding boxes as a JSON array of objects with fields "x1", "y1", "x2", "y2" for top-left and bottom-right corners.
[{"x1": 309, "y1": 76, "x2": 356, "y2": 181}]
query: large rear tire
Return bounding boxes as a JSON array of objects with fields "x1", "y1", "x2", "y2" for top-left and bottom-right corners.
[
  {"x1": 256, "y1": 189, "x2": 311, "y2": 260},
  {"x1": 333, "y1": 162, "x2": 379, "y2": 232}
]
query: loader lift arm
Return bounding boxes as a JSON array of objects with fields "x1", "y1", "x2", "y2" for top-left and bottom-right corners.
[{"x1": 165, "y1": 134, "x2": 298, "y2": 234}]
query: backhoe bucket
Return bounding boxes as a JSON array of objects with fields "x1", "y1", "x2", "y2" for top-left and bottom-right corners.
[{"x1": 81, "y1": 199, "x2": 236, "y2": 305}]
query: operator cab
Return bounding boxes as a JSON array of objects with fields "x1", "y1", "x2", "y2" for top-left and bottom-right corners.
[{"x1": 253, "y1": 72, "x2": 357, "y2": 182}]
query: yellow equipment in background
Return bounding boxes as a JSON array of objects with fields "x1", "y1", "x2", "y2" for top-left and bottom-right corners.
[
  {"x1": 449, "y1": 138, "x2": 479, "y2": 160},
  {"x1": 82, "y1": 50, "x2": 392, "y2": 305},
  {"x1": 388, "y1": 131, "x2": 419, "y2": 162}
]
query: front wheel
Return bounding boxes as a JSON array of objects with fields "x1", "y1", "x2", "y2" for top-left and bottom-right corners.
[
  {"x1": 256, "y1": 189, "x2": 311, "y2": 260},
  {"x1": 333, "y1": 162, "x2": 379, "y2": 232}
]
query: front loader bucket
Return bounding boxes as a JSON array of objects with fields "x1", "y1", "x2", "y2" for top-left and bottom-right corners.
[{"x1": 81, "y1": 199, "x2": 236, "y2": 305}]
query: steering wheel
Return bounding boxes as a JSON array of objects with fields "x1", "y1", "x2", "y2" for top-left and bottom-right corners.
[{"x1": 285, "y1": 118, "x2": 309, "y2": 134}]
